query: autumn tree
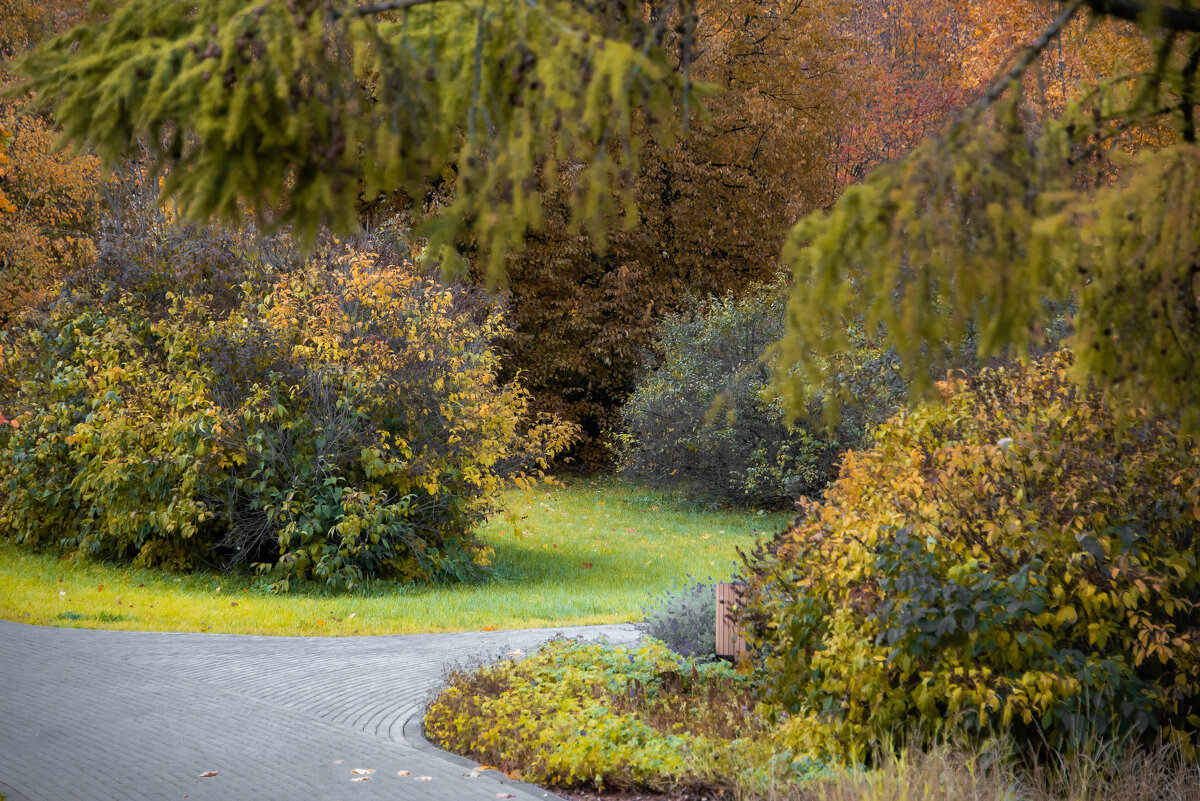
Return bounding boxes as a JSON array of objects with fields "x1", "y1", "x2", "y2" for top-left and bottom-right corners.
[
  {"x1": 830, "y1": 0, "x2": 976, "y2": 192},
  {"x1": 496, "y1": 0, "x2": 857, "y2": 464},
  {"x1": 0, "y1": 112, "x2": 101, "y2": 325},
  {"x1": 14, "y1": 0, "x2": 1200, "y2": 431},
  {"x1": 1, "y1": 0, "x2": 101, "y2": 326}
]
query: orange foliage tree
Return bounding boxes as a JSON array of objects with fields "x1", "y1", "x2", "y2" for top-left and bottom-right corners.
[
  {"x1": 496, "y1": 0, "x2": 857, "y2": 466},
  {"x1": 1, "y1": 0, "x2": 99, "y2": 326},
  {"x1": 0, "y1": 110, "x2": 101, "y2": 326}
]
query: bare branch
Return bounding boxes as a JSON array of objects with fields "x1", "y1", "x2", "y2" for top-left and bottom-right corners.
[{"x1": 976, "y1": 1, "x2": 1084, "y2": 113}]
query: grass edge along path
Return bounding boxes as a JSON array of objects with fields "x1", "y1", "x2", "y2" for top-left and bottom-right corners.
[{"x1": 0, "y1": 477, "x2": 790, "y2": 636}]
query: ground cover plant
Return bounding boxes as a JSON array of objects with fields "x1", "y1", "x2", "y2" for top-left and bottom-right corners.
[
  {"x1": 427, "y1": 638, "x2": 1200, "y2": 800},
  {"x1": 0, "y1": 477, "x2": 787, "y2": 635},
  {"x1": 425, "y1": 638, "x2": 776, "y2": 792}
]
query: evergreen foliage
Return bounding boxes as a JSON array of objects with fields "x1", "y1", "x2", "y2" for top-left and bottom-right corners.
[
  {"x1": 778, "y1": 1, "x2": 1200, "y2": 430},
  {"x1": 11, "y1": 0, "x2": 692, "y2": 277}
]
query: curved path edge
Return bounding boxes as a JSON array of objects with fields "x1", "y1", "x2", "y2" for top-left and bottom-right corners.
[{"x1": 0, "y1": 619, "x2": 639, "y2": 801}]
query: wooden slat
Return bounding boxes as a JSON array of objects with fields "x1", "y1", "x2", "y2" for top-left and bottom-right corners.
[{"x1": 715, "y1": 582, "x2": 747, "y2": 660}]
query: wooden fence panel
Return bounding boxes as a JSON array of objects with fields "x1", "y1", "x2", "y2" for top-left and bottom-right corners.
[{"x1": 715, "y1": 582, "x2": 747, "y2": 660}]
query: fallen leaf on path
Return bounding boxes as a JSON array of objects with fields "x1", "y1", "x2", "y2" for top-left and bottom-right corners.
[
  {"x1": 396, "y1": 771, "x2": 411, "y2": 776},
  {"x1": 464, "y1": 771, "x2": 481, "y2": 777},
  {"x1": 350, "y1": 769, "x2": 374, "y2": 775},
  {"x1": 505, "y1": 650, "x2": 522, "y2": 656},
  {"x1": 350, "y1": 776, "x2": 371, "y2": 782},
  {"x1": 333, "y1": 760, "x2": 344, "y2": 764},
  {"x1": 476, "y1": 766, "x2": 500, "y2": 771},
  {"x1": 497, "y1": 795, "x2": 516, "y2": 799},
  {"x1": 198, "y1": 771, "x2": 218, "y2": 778},
  {"x1": 416, "y1": 776, "x2": 432, "y2": 781}
]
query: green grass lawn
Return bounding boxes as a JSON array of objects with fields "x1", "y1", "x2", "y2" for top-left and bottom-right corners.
[{"x1": 0, "y1": 476, "x2": 790, "y2": 636}]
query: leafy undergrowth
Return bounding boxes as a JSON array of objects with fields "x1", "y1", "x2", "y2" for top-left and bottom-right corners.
[
  {"x1": 0, "y1": 477, "x2": 788, "y2": 635},
  {"x1": 425, "y1": 638, "x2": 795, "y2": 793},
  {"x1": 427, "y1": 639, "x2": 1200, "y2": 800}
]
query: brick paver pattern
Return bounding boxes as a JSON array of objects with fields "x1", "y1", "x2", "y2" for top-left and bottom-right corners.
[{"x1": 0, "y1": 620, "x2": 638, "y2": 801}]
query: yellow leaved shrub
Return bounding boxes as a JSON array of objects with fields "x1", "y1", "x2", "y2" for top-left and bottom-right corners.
[{"x1": 741, "y1": 352, "x2": 1200, "y2": 762}]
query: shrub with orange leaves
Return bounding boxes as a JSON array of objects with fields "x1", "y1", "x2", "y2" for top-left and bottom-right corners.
[{"x1": 0, "y1": 110, "x2": 101, "y2": 325}]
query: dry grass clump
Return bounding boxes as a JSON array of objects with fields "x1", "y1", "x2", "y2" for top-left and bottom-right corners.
[{"x1": 784, "y1": 742, "x2": 1199, "y2": 801}]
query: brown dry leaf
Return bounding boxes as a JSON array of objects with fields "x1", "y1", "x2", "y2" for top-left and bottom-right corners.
[
  {"x1": 198, "y1": 771, "x2": 218, "y2": 778},
  {"x1": 350, "y1": 769, "x2": 374, "y2": 775},
  {"x1": 497, "y1": 795, "x2": 516, "y2": 799},
  {"x1": 581, "y1": 562, "x2": 593, "y2": 569},
  {"x1": 350, "y1": 776, "x2": 371, "y2": 782},
  {"x1": 397, "y1": 771, "x2": 411, "y2": 776},
  {"x1": 416, "y1": 776, "x2": 432, "y2": 781},
  {"x1": 476, "y1": 765, "x2": 500, "y2": 771}
]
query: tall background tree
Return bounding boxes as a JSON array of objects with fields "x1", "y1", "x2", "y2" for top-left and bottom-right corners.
[{"x1": 495, "y1": 0, "x2": 858, "y2": 465}]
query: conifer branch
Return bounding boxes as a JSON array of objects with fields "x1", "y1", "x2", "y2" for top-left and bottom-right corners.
[
  {"x1": 333, "y1": 0, "x2": 457, "y2": 19},
  {"x1": 1082, "y1": 1, "x2": 1200, "y2": 33}
]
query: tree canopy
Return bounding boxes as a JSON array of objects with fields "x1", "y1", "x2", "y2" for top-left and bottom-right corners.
[{"x1": 11, "y1": 0, "x2": 1200, "y2": 426}]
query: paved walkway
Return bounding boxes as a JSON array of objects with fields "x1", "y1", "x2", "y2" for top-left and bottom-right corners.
[{"x1": 0, "y1": 619, "x2": 639, "y2": 801}]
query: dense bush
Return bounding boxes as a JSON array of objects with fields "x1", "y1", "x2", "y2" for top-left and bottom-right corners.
[
  {"x1": 0, "y1": 228, "x2": 574, "y2": 587},
  {"x1": 616, "y1": 284, "x2": 905, "y2": 507},
  {"x1": 636, "y1": 578, "x2": 718, "y2": 660},
  {"x1": 425, "y1": 638, "x2": 766, "y2": 791},
  {"x1": 740, "y1": 352, "x2": 1200, "y2": 762}
]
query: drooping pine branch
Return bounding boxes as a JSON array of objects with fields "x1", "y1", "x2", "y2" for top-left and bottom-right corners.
[{"x1": 1082, "y1": 0, "x2": 1200, "y2": 33}]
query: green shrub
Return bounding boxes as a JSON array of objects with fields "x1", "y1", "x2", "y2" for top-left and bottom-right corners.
[
  {"x1": 0, "y1": 237, "x2": 574, "y2": 587},
  {"x1": 740, "y1": 352, "x2": 1200, "y2": 762},
  {"x1": 636, "y1": 578, "x2": 719, "y2": 661},
  {"x1": 616, "y1": 283, "x2": 904, "y2": 507},
  {"x1": 424, "y1": 638, "x2": 764, "y2": 791}
]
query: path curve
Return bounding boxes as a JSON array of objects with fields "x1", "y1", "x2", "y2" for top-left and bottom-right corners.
[{"x1": 0, "y1": 619, "x2": 639, "y2": 801}]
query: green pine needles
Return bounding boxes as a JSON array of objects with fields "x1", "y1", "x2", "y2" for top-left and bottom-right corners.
[
  {"x1": 14, "y1": 0, "x2": 691, "y2": 278},
  {"x1": 778, "y1": 2, "x2": 1200, "y2": 429}
]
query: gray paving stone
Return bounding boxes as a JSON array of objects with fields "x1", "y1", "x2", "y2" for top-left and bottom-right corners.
[{"x1": 0, "y1": 619, "x2": 639, "y2": 801}]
